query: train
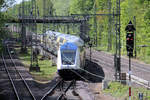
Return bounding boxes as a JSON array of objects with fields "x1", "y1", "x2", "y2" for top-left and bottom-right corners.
[{"x1": 40, "y1": 30, "x2": 86, "y2": 80}]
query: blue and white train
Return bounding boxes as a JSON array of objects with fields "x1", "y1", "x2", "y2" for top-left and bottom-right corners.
[{"x1": 43, "y1": 30, "x2": 86, "y2": 80}]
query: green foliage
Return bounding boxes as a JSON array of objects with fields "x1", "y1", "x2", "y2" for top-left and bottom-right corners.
[
  {"x1": 0, "y1": 0, "x2": 4, "y2": 7},
  {"x1": 69, "y1": 0, "x2": 94, "y2": 14},
  {"x1": 31, "y1": 59, "x2": 57, "y2": 81},
  {"x1": 120, "y1": 0, "x2": 150, "y2": 63},
  {"x1": 18, "y1": 48, "x2": 57, "y2": 81},
  {"x1": 138, "y1": 0, "x2": 145, "y2": 4},
  {"x1": 145, "y1": 9, "x2": 150, "y2": 19},
  {"x1": 103, "y1": 82, "x2": 150, "y2": 100},
  {"x1": 69, "y1": 0, "x2": 150, "y2": 63},
  {"x1": 4, "y1": 0, "x2": 150, "y2": 63},
  {"x1": 7, "y1": 0, "x2": 71, "y2": 17},
  {"x1": 138, "y1": 0, "x2": 150, "y2": 4},
  {"x1": 0, "y1": 0, "x2": 16, "y2": 52},
  {"x1": 51, "y1": 0, "x2": 71, "y2": 15},
  {"x1": 104, "y1": 82, "x2": 128, "y2": 97}
]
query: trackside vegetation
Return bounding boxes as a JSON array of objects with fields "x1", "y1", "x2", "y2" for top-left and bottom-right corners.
[
  {"x1": 103, "y1": 82, "x2": 150, "y2": 100},
  {"x1": 17, "y1": 48, "x2": 57, "y2": 81}
]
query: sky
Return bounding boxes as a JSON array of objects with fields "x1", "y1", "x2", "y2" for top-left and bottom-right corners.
[
  {"x1": 15, "y1": 0, "x2": 22, "y2": 4},
  {"x1": 1, "y1": 0, "x2": 29, "y2": 11},
  {"x1": 15, "y1": 0, "x2": 29, "y2": 4}
]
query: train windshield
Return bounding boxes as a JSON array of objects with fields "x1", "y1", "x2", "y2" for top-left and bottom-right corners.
[{"x1": 61, "y1": 50, "x2": 76, "y2": 65}]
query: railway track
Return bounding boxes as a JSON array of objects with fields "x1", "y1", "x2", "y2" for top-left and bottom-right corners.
[
  {"x1": 1, "y1": 41, "x2": 94, "y2": 100},
  {"x1": 88, "y1": 49, "x2": 150, "y2": 88},
  {"x1": 1, "y1": 46, "x2": 36, "y2": 100},
  {"x1": 94, "y1": 50, "x2": 150, "y2": 73},
  {"x1": 41, "y1": 79, "x2": 63, "y2": 100},
  {"x1": 93, "y1": 50, "x2": 150, "y2": 73},
  {"x1": 41, "y1": 79, "x2": 82, "y2": 100},
  {"x1": 89, "y1": 49, "x2": 150, "y2": 74}
]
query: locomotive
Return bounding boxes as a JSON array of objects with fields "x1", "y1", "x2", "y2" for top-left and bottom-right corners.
[{"x1": 42, "y1": 30, "x2": 86, "y2": 80}]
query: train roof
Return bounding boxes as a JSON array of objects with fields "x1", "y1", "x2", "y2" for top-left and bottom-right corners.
[{"x1": 45, "y1": 30, "x2": 84, "y2": 46}]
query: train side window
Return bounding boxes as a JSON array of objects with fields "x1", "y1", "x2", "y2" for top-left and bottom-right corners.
[
  {"x1": 57, "y1": 37, "x2": 60, "y2": 43},
  {"x1": 59, "y1": 38, "x2": 64, "y2": 43}
]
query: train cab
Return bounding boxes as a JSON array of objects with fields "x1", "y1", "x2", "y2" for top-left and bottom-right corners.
[
  {"x1": 57, "y1": 42, "x2": 79, "y2": 69},
  {"x1": 57, "y1": 42, "x2": 80, "y2": 80}
]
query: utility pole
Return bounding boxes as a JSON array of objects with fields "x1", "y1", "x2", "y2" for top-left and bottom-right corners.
[
  {"x1": 129, "y1": 55, "x2": 132, "y2": 100},
  {"x1": 133, "y1": 16, "x2": 136, "y2": 58},
  {"x1": 114, "y1": 0, "x2": 121, "y2": 80},
  {"x1": 42, "y1": 0, "x2": 46, "y2": 58},
  {"x1": 30, "y1": 0, "x2": 40, "y2": 72},
  {"x1": 29, "y1": 0, "x2": 33, "y2": 72},
  {"x1": 21, "y1": 0, "x2": 27, "y2": 53},
  {"x1": 107, "y1": 0, "x2": 112, "y2": 51},
  {"x1": 93, "y1": 0, "x2": 97, "y2": 46}
]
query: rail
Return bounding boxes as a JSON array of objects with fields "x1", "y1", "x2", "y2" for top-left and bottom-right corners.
[
  {"x1": 1, "y1": 45, "x2": 36, "y2": 100},
  {"x1": 2, "y1": 53, "x2": 20, "y2": 100},
  {"x1": 41, "y1": 79, "x2": 63, "y2": 100},
  {"x1": 126, "y1": 73, "x2": 150, "y2": 89},
  {"x1": 57, "y1": 80, "x2": 74, "y2": 100}
]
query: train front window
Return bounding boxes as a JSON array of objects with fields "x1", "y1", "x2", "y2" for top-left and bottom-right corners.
[{"x1": 61, "y1": 50, "x2": 76, "y2": 65}]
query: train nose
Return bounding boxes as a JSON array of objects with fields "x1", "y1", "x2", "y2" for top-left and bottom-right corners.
[{"x1": 60, "y1": 42, "x2": 77, "y2": 66}]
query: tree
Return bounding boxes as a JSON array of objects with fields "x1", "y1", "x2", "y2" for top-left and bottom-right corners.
[{"x1": 0, "y1": 0, "x2": 15, "y2": 52}]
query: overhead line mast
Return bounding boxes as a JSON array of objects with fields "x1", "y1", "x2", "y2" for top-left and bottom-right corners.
[
  {"x1": 114, "y1": 0, "x2": 121, "y2": 80},
  {"x1": 20, "y1": 0, "x2": 27, "y2": 53},
  {"x1": 30, "y1": 0, "x2": 40, "y2": 72}
]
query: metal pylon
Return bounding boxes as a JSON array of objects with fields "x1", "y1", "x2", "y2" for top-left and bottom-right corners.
[
  {"x1": 42, "y1": 0, "x2": 47, "y2": 58},
  {"x1": 20, "y1": 0, "x2": 27, "y2": 53},
  {"x1": 93, "y1": 0, "x2": 97, "y2": 46},
  {"x1": 30, "y1": 0, "x2": 40, "y2": 72},
  {"x1": 107, "y1": 0, "x2": 112, "y2": 51},
  {"x1": 114, "y1": 0, "x2": 121, "y2": 80}
]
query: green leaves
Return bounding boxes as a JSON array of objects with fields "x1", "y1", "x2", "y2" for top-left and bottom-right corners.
[
  {"x1": 138, "y1": 0, "x2": 150, "y2": 4},
  {"x1": 145, "y1": 9, "x2": 150, "y2": 19},
  {"x1": 69, "y1": 0, "x2": 94, "y2": 14}
]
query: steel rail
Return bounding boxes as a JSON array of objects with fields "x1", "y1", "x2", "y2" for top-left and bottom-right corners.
[
  {"x1": 6, "y1": 45, "x2": 36, "y2": 100},
  {"x1": 57, "y1": 80, "x2": 74, "y2": 100},
  {"x1": 41, "y1": 79, "x2": 63, "y2": 100},
  {"x1": 91, "y1": 49, "x2": 150, "y2": 73},
  {"x1": 1, "y1": 53, "x2": 20, "y2": 100}
]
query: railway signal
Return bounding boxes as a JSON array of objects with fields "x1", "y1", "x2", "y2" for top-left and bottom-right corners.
[
  {"x1": 125, "y1": 21, "x2": 136, "y2": 57},
  {"x1": 126, "y1": 32, "x2": 134, "y2": 56},
  {"x1": 125, "y1": 20, "x2": 136, "y2": 100}
]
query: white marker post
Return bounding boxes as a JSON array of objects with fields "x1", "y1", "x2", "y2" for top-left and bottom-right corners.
[{"x1": 129, "y1": 55, "x2": 131, "y2": 100}]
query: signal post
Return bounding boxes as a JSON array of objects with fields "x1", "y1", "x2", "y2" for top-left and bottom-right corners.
[{"x1": 125, "y1": 21, "x2": 136, "y2": 100}]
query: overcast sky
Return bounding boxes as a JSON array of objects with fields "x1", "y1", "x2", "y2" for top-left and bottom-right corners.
[
  {"x1": 15, "y1": 0, "x2": 29, "y2": 4},
  {"x1": 15, "y1": 0, "x2": 22, "y2": 4}
]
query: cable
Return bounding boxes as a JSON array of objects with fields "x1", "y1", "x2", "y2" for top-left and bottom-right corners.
[
  {"x1": 79, "y1": 68, "x2": 104, "y2": 79},
  {"x1": 50, "y1": 45, "x2": 130, "y2": 83},
  {"x1": 61, "y1": 49, "x2": 107, "y2": 80},
  {"x1": 61, "y1": 52, "x2": 107, "y2": 81},
  {"x1": 70, "y1": 69, "x2": 90, "y2": 82},
  {"x1": 61, "y1": 53, "x2": 102, "y2": 82}
]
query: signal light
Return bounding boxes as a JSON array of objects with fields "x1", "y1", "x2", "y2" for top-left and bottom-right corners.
[
  {"x1": 125, "y1": 21, "x2": 136, "y2": 57},
  {"x1": 126, "y1": 32, "x2": 134, "y2": 57}
]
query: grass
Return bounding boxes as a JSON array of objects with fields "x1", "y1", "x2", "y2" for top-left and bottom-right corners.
[
  {"x1": 103, "y1": 82, "x2": 150, "y2": 100},
  {"x1": 30, "y1": 59, "x2": 57, "y2": 81},
  {"x1": 17, "y1": 48, "x2": 57, "y2": 82}
]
